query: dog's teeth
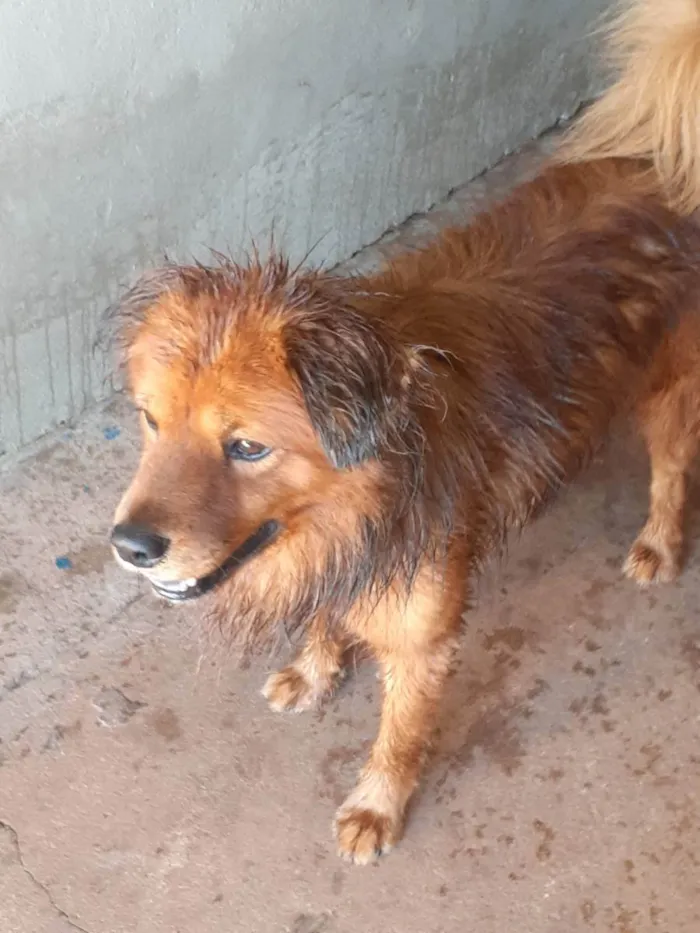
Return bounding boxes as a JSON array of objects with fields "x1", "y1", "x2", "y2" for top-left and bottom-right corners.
[{"x1": 156, "y1": 580, "x2": 193, "y2": 593}]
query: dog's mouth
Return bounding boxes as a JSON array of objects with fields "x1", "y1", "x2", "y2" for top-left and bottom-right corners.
[{"x1": 150, "y1": 519, "x2": 281, "y2": 603}]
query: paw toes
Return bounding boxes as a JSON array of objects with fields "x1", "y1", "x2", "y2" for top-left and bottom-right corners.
[
  {"x1": 623, "y1": 540, "x2": 678, "y2": 586},
  {"x1": 334, "y1": 807, "x2": 396, "y2": 865},
  {"x1": 262, "y1": 667, "x2": 314, "y2": 713}
]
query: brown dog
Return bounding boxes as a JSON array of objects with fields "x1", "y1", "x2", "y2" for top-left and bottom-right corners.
[{"x1": 110, "y1": 0, "x2": 700, "y2": 863}]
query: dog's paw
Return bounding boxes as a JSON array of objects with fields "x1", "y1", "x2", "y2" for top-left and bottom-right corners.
[
  {"x1": 334, "y1": 806, "x2": 399, "y2": 865},
  {"x1": 262, "y1": 665, "x2": 319, "y2": 713},
  {"x1": 623, "y1": 537, "x2": 679, "y2": 586}
]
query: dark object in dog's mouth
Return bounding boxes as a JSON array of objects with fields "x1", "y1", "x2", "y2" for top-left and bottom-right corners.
[{"x1": 150, "y1": 519, "x2": 281, "y2": 602}]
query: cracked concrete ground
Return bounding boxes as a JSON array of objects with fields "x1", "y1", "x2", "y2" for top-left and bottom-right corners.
[{"x1": 2, "y1": 132, "x2": 700, "y2": 933}]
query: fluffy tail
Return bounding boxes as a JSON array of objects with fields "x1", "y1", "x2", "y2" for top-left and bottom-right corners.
[{"x1": 558, "y1": 0, "x2": 700, "y2": 213}]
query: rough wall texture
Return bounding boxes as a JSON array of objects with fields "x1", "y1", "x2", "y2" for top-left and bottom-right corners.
[{"x1": 0, "y1": 0, "x2": 608, "y2": 454}]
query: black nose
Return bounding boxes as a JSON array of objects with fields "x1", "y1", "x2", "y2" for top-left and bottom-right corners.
[{"x1": 110, "y1": 523, "x2": 170, "y2": 568}]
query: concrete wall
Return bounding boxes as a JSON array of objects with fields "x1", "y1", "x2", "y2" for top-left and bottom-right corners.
[{"x1": 0, "y1": 0, "x2": 608, "y2": 455}]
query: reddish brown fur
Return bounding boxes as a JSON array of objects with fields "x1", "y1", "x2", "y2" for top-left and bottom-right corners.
[{"x1": 110, "y1": 0, "x2": 700, "y2": 863}]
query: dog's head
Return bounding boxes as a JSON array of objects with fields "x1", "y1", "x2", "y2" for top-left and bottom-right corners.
[{"x1": 109, "y1": 256, "x2": 427, "y2": 621}]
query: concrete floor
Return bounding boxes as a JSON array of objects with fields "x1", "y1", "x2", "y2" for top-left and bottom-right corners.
[{"x1": 2, "y1": 135, "x2": 700, "y2": 933}]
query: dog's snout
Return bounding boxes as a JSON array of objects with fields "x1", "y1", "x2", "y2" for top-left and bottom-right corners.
[{"x1": 110, "y1": 523, "x2": 170, "y2": 569}]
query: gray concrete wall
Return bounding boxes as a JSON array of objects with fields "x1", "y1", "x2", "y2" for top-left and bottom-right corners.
[{"x1": 0, "y1": 0, "x2": 607, "y2": 455}]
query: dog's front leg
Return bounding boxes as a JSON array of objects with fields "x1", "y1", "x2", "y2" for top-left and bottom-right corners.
[
  {"x1": 334, "y1": 569, "x2": 462, "y2": 864},
  {"x1": 262, "y1": 614, "x2": 346, "y2": 713}
]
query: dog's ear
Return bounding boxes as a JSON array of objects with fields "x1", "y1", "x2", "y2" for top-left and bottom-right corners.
[{"x1": 284, "y1": 305, "x2": 415, "y2": 469}]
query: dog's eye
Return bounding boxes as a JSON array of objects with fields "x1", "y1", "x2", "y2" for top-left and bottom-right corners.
[
  {"x1": 141, "y1": 410, "x2": 158, "y2": 433},
  {"x1": 224, "y1": 439, "x2": 271, "y2": 462}
]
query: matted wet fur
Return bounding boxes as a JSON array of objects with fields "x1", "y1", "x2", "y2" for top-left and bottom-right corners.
[{"x1": 110, "y1": 0, "x2": 700, "y2": 863}]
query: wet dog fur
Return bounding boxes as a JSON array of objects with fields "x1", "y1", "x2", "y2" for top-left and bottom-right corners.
[{"x1": 110, "y1": 0, "x2": 700, "y2": 863}]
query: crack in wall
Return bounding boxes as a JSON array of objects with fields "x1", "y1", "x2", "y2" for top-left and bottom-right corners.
[{"x1": 0, "y1": 819, "x2": 94, "y2": 933}]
